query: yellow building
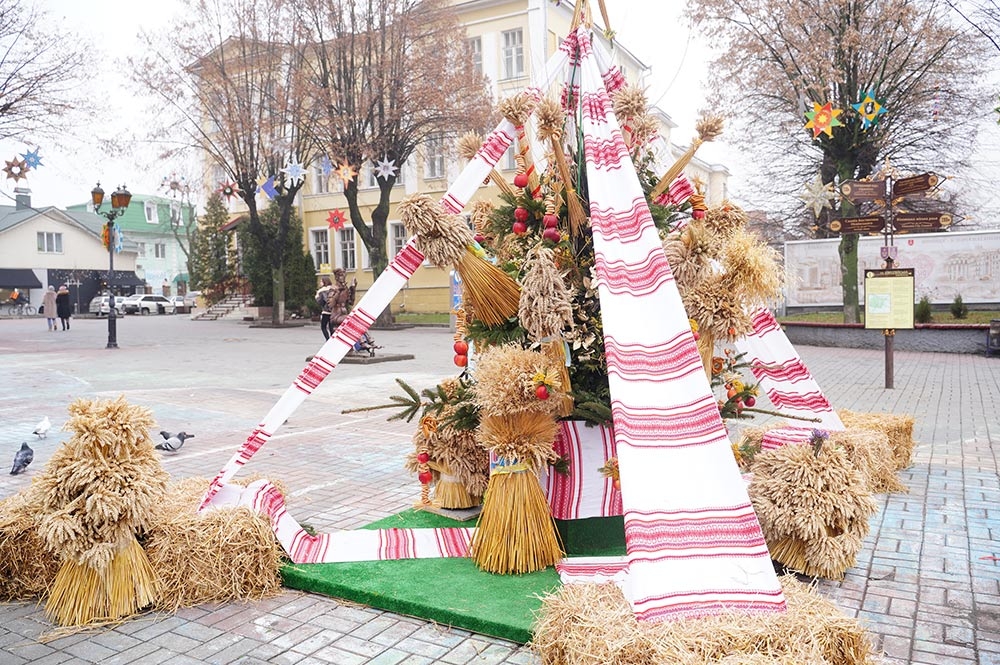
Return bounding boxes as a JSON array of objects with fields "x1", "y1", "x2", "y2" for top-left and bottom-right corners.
[{"x1": 293, "y1": 0, "x2": 730, "y2": 313}]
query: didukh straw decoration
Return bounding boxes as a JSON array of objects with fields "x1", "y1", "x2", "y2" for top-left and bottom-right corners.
[{"x1": 535, "y1": 97, "x2": 587, "y2": 235}]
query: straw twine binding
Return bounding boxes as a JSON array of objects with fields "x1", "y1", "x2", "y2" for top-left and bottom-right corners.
[{"x1": 531, "y1": 575, "x2": 878, "y2": 664}]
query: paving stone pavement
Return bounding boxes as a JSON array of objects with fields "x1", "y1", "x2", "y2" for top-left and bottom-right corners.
[{"x1": 0, "y1": 314, "x2": 998, "y2": 664}]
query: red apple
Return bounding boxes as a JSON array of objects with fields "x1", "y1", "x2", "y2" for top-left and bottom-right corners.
[
  {"x1": 453, "y1": 340, "x2": 469, "y2": 355},
  {"x1": 514, "y1": 207, "x2": 530, "y2": 223},
  {"x1": 513, "y1": 173, "x2": 529, "y2": 188},
  {"x1": 417, "y1": 452, "x2": 430, "y2": 464},
  {"x1": 542, "y1": 228, "x2": 561, "y2": 243},
  {"x1": 473, "y1": 233, "x2": 485, "y2": 244},
  {"x1": 512, "y1": 221, "x2": 528, "y2": 235},
  {"x1": 535, "y1": 385, "x2": 550, "y2": 400},
  {"x1": 418, "y1": 470, "x2": 433, "y2": 484},
  {"x1": 745, "y1": 396, "x2": 756, "y2": 407},
  {"x1": 454, "y1": 353, "x2": 468, "y2": 367},
  {"x1": 543, "y1": 213, "x2": 559, "y2": 228}
]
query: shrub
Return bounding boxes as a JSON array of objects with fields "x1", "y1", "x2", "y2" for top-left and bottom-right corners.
[
  {"x1": 914, "y1": 296, "x2": 933, "y2": 323},
  {"x1": 950, "y1": 294, "x2": 968, "y2": 319}
]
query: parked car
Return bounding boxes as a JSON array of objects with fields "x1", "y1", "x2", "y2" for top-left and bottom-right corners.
[
  {"x1": 168, "y1": 295, "x2": 189, "y2": 313},
  {"x1": 183, "y1": 291, "x2": 201, "y2": 308},
  {"x1": 122, "y1": 294, "x2": 175, "y2": 315},
  {"x1": 87, "y1": 295, "x2": 124, "y2": 317}
]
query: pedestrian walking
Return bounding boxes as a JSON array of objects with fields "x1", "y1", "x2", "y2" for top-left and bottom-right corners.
[
  {"x1": 315, "y1": 277, "x2": 335, "y2": 340},
  {"x1": 42, "y1": 286, "x2": 57, "y2": 331},
  {"x1": 55, "y1": 285, "x2": 71, "y2": 331}
]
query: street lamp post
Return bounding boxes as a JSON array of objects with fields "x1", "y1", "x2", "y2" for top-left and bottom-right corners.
[{"x1": 91, "y1": 183, "x2": 132, "y2": 349}]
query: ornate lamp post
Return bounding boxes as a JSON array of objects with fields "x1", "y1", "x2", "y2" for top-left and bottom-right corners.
[{"x1": 91, "y1": 182, "x2": 132, "y2": 349}]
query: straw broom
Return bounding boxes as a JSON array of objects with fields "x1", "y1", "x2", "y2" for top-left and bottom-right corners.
[{"x1": 650, "y1": 114, "x2": 724, "y2": 200}]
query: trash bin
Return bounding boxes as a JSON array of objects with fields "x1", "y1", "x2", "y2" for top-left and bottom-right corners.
[{"x1": 988, "y1": 320, "x2": 1000, "y2": 357}]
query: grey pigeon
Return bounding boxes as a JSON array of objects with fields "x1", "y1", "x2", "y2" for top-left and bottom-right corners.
[
  {"x1": 155, "y1": 431, "x2": 193, "y2": 453},
  {"x1": 32, "y1": 416, "x2": 50, "y2": 439},
  {"x1": 10, "y1": 442, "x2": 33, "y2": 475}
]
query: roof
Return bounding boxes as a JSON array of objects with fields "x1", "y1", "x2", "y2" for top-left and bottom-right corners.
[{"x1": 0, "y1": 205, "x2": 139, "y2": 251}]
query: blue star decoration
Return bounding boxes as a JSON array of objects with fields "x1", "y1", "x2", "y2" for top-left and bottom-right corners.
[
  {"x1": 852, "y1": 88, "x2": 888, "y2": 130},
  {"x1": 257, "y1": 175, "x2": 278, "y2": 199},
  {"x1": 282, "y1": 159, "x2": 307, "y2": 185},
  {"x1": 320, "y1": 155, "x2": 334, "y2": 177},
  {"x1": 21, "y1": 147, "x2": 43, "y2": 169}
]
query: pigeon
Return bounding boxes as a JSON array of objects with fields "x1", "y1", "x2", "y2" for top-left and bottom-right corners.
[
  {"x1": 32, "y1": 416, "x2": 50, "y2": 439},
  {"x1": 10, "y1": 442, "x2": 33, "y2": 475},
  {"x1": 155, "y1": 431, "x2": 193, "y2": 453}
]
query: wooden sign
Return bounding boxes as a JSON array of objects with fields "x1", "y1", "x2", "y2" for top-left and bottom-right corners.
[
  {"x1": 829, "y1": 215, "x2": 885, "y2": 234},
  {"x1": 840, "y1": 180, "x2": 885, "y2": 203},
  {"x1": 892, "y1": 212, "x2": 952, "y2": 233},
  {"x1": 892, "y1": 173, "x2": 939, "y2": 198}
]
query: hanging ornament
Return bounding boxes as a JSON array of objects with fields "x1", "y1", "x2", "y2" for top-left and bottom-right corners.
[
  {"x1": 335, "y1": 161, "x2": 357, "y2": 186},
  {"x1": 320, "y1": 155, "x2": 334, "y2": 177},
  {"x1": 803, "y1": 101, "x2": 843, "y2": 138},
  {"x1": 373, "y1": 156, "x2": 398, "y2": 181},
  {"x1": 218, "y1": 181, "x2": 239, "y2": 201},
  {"x1": 113, "y1": 223, "x2": 123, "y2": 253},
  {"x1": 3, "y1": 157, "x2": 29, "y2": 182},
  {"x1": 21, "y1": 147, "x2": 43, "y2": 170},
  {"x1": 798, "y1": 174, "x2": 838, "y2": 217},
  {"x1": 326, "y1": 209, "x2": 347, "y2": 230},
  {"x1": 282, "y1": 159, "x2": 307, "y2": 185},
  {"x1": 852, "y1": 88, "x2": 888, "y2": 129},
  {"x1": 257, "y1": 175, "x2": 278, "y2": 199}
]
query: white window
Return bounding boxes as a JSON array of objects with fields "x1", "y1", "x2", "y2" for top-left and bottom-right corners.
[
  {"x1": 502, "y1": 144, "x2": 517, "y2": 171},
  {"x1": 313, "y1": 162, "x2": 330, "y2": 194},
  {"x1": 425, "y1": 133, "x2": 446, "y2": 179},
  {"x1": 154, "y1": 243, "x2": 167, "y2": 259},
  {"x1": 145, "y1": 201, "x2": 158, "y2": 224},
  {"x1": 469, "y1": 36, "x2": 483, "y2": 76},
  {"x1": 363, "y1": 162, "x2": 378, "y2": 189},
  {"x1": 337, "y1": 228, "x2": 356, "y2": 271},
  {"x1": 36, "y1": 231, "x2": 62, "y2": 253},
  {"x1": 311, "y1": 229, "x2": 329, "y2": 269},
  {"x1": 137, "y1": 242, "x2": 147, "y2": 258},
  {"x1": 390, "y1": 222, "x2": 408, "y2": 258},
  {"x1": 502, "y1": 29, "x2": 524, "y2": 79}
]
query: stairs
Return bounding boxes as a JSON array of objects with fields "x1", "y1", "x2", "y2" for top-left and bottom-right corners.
[{"x1": 192, "y1": 293, "x2": 255, "y2": 321}]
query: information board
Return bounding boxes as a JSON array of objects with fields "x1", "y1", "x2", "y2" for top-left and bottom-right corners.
[{"x1": 864, "y1": 268, "x2": 915, "y2": 330}]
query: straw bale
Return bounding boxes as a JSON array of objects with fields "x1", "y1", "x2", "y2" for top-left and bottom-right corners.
[
  {"x1": 530, "y1": 575, "x2": 877, "y2": 664},
  {"x1": 830, "y1": 429, "x2": 907, "y2": 494},
  {"x1": 144, "y1": 477, "x2": 284, "y2": 611},
  {"x1": 0, "y1": 492, "x2": 59, "y2": 600},
  {"x1": 837, "y1": 410, "x2": 915, "y2": 470},
  {"x1": 474, "y1": 345, "x2": 565, "y2": 417},
  {"x1": 748, "y1": 445, "x2": 877, "y2": 579}
]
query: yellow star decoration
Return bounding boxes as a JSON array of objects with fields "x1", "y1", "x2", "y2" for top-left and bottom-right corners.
[
  {"x1": 804, "y1": 102, "x2": 844, "y2": 138},
  {"x1": 334, "y1": 162, "x2": 357, "y2": 186}
]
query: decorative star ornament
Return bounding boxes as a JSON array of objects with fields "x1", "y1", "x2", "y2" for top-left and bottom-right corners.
[
  {"x1": 282, "y1": 159, "x2": 307, "y2": 185},
  {"x1": 327, "y1": 209, "x2": 347, "y2": 231},
  {"x1": 257, "y1": 175, "x2": 278, "y2": 199},
  {"x1": 804, "y1": 101, "x2": 843, "y2": 138},
  {"x1": 373, "y1": 156, "x2": 398, "y2": 181},
  {"x1": 3, "y1": 157, "x2": 29, "y2": 182},
  {"x1": 798, "y1": 174, "x2": 838, "y2": 217},
  {"x1": 21, "y1": 147, "x2": 43, "y2": 169},
  {"x1": 852, "y1": 88, "x2": 888, "y2": 129},
  {"x1": 218, "y1": 181, "x2": 239, "y2": 201},
  {"x1": 334, "y1": 161, "x2": 357, "y2": 186},
  {"x1": 320, "y1": 155, "x2": 334, "y2": 177},
  {"x1": 162, "y1": 172, "x2": 190, "y2": 195}
]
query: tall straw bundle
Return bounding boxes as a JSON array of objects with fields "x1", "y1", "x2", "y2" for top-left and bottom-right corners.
[
  {"x1": 530, "y1": 575, "x2": 877, "y2": 664},
  {"x1": 837, "y1": 410, "x2": 916, "y2": 470},
  {"x1": 498, "y1": 92, "x2": 541, "y2": 194},
  {"x1": 748, "y1": 444, "x2": 878, "y2": 579},
  {"x1": 535, "y1": 97, "x2": 587, "y2": 234},
  {"x1": 519, "y1": 246, "x2": 574, "y2": 342},
  {"x1": 400, "y1": 193, "x2": 521, "y2": 326},
  {"x1": 650, "y1": 114, "x2": 724, "y2": 200}
]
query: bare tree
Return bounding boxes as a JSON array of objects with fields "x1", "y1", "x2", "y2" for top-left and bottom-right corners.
[
  {"x1": 0, "y1": 0, "x2": 90, "y2": 141},
  {"x1": 132, "y1": 0, "x2": 321, "y2": 325},
  {"x1": 689, "y1": 0, "x2": 992, "y2": 321},
  {"x1": 296, "y1": 0, "x2": 492, "y2": 321},
  {"x1": 946, "y1": 0, "x2": 1000, "y2": 50}
]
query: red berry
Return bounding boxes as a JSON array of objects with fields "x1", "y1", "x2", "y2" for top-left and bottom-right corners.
[
  {"x1": 417, "y1": 452, "x2": 430, "y2": 464},
  {"x1": 454, "y1": 353, "x2": 468, "y2": 367},
  {"x1": 453, "y1": 340, "x2": 469, "y2": 355},
  {"x1": 514, "y1": 207, "x2": 530, "y2": 223},
  {"x1": 418, "y1": 470, "x2": 433, "y2": 484},
  {"x1": 692, "y1": 331, "x2": 700, "y2": 341},
  {"x1": 512, "y1": 221, "x2": 528, "y2": 235},
  {"x1": 542, "y1": 228, "x2": 561, "y2": 243},
  {"x1": 535, "y1": 385, "x2": 550, "y2": 400},
  {"x1": 543, "y1": 213, "x2": 559, "y2": 228},
  {"x1": 513, "y1": 173, "x2": 529, "y2": 188},
  {"x1": 692, "y1": 209, "x2": 706, "y2": 220},
  {"x1": 745, "y1": 396, "x2": 756, "y2": 407},
  {"x1": 473, "y1": 233, "x2": 485, "y2": 244}
]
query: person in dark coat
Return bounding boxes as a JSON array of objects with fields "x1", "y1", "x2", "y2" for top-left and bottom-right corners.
[{"x1": 55, "y1": 284, "x2": 72, "y2": 330}]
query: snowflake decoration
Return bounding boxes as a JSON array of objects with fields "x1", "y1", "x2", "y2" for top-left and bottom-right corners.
[
  {"x1": 21, "y1": 147, "x2": 43, "y2": 169},
  {"x1": 320, "y1": 155, "x2": 334, "y2": 177},
  {"x1": 162, "y1": 173, "x2": 190, "y2": 196},
  {"x1": 258, "y1": 175, "x2": 278, "y2": 199},
  {"x1": 282, "y1": 159, "x2": 307, "y2": 185},
  {"x1": 798, "y1": 174, "x2": 838, "y2": 217},
  {"x1": 3, "y1": 157, "x2": 28, "y2": 182},
  {"x1": 327, "y1": 209, "x2": 347, "y2": 230},
  {"x1": 373, "y1": 156, "x2": 398, "y2": 181},
  {"x1": 852, "y1": 88, "x2": 887, "y2": 130},
  {"x1": 335, "y1": 161, "x2": 357, "y2": 186},
  {"x1": 804, "y1": 101, "x2": 843, "y2": 138},
  {"x1": 218, "y1": 181, "x2": 240, "y2": 201}
]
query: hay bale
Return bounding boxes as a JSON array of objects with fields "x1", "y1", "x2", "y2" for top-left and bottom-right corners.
[
  {"x1": 531, "y1": 575, "x2": 877, "y2": 664},
  {"x1": 144, "y1": 477, "x2": 284, "y2": 612},
  {"x1": 0, "y1": 492, "x2": 59, "y2": 600},
  {"x1": 838, "y1": 410, "x2": 915, "y2": 470},
  {"x1": 830, "y1": 429, "x2": 907, "y2": 494},
  {"x1": 748, "y1": 445, "x2": 877, "y2": 579}
]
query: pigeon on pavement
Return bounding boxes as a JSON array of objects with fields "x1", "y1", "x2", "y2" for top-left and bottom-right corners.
[
  {"x1": 155, "y1": 431, "x2": 193, "y2": 453},
  {"x1": 10, "y1": 442, "x2": 33, "y2": 474},
  {"x1": 32, "y1": 416, "x2": 50, "y2": 439}
]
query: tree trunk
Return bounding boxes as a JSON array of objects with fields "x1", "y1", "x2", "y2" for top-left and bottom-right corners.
[
  {"x1": 838, "y1": 233, "x2": 860, "y2": 323},
  {"x1": 271, "y1": 260, "x2": 285, "y2": 325}
]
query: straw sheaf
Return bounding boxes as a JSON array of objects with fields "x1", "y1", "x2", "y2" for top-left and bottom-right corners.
[
  {"x1": 399, "y1": 194, "x2": 473, "y2": 268},
  {"x1": 830, "y1": 429, "x2": 908, "y2": 494},
  {"x1": 702, "y1": 202, "x2": 747, "y2": 240},
  {"x1": 530, "y1": 575, "x2": 877, "y2": 664},
  {"x1": 479, "y1": 412, "x2": 560, "y2": 468},
  {"x1": 719, "y1": 229, "x2": 784, "y2": 307},
  {"x1": 406, "y1": 416, "x2": 489, "y2": 499},
  {"x1": 473, "y1": 345, "x2": 564, "y2": 417},
  {"x1": 535, "y1": 98, "x2": 566, "y2": 142},
  {"x1": 629, "y1": 114, "x2": 660, "y2": 148},
  {"x1": 519, "y1": 246, "x2": 574, "y2": 342},
  {"x1": 0, "y1": 493, "x2": 60, "y2": 600},
  {"x1": 696, "y1": 114, "x2": 725, "y2": 142},
  {"x1": 683, "y1": 275, "x2": 754, "y2": 341},
  {"x1": 457, "y1": 131, "x2": 483, "y2": 161},
  {"x1": 748, "y1": 445, "x2": 877, "y2": 579},
  {"x1": 470, "y1": 200, "x2": 495, "y2": 235},
  {"x1": 662, "y1": 229, "x2": 713, "y2": 293},
  {"x1": 144, "y1": 477, "x2": 283, "y2": 611},
  {"x1": 611, "y1": 85, "x2": 648, "y2": 122},
  {"x1": 837, "y1": 410, "x2": 915, "y2": 470},
  {"x1": 498, "y1": 92, "x2": 538, "y2": 126}
]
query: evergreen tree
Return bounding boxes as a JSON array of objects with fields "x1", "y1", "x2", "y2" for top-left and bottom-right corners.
[
  {"x1": 237, "y1": 202, "x2": 316, "y2": 315},
  {"x1": 189, "y1": 193, "x2": 232, "y2": 294}
]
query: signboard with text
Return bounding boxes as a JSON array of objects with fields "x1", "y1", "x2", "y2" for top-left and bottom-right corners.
[{"x1": 864, "y1": 268, "x2": 915, "y2": 330}]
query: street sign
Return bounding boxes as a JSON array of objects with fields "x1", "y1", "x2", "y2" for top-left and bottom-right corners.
[
  {"x1": 892, "y1": 212, "x2": 952, "y2": 233},
  {"x1": 840, "y1": 180, "x2": 885, "y2": 203},
  {"x1": 891, "y1": 173, "x2": 939, "y2": 198},
  {"x1": 829, "y1": 215, "x2": 885, "y2": 234}
]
